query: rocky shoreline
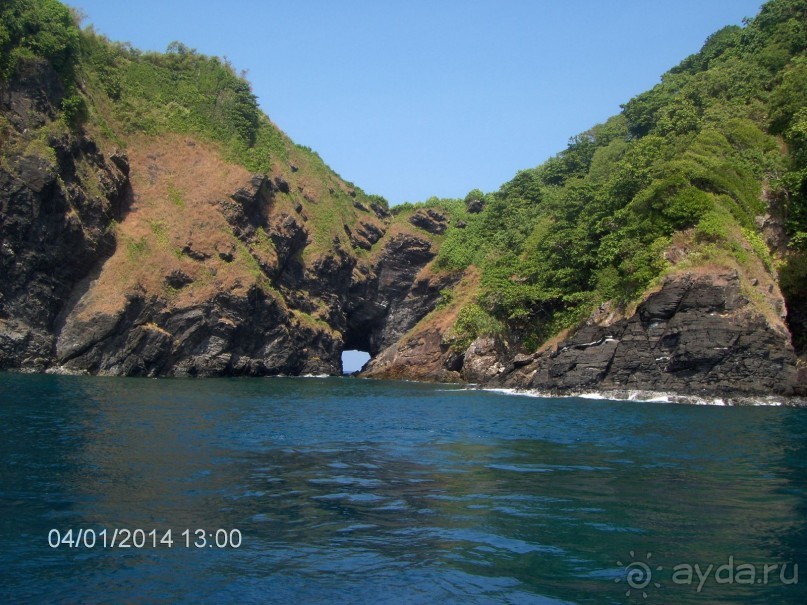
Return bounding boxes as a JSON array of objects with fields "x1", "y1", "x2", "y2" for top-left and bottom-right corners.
[
  {"x1": 364, "y1": 269, "x2": 801, "y2": 399},
  {"x1": 1, "y1": 59, "x2": 803, "y2": 400}
]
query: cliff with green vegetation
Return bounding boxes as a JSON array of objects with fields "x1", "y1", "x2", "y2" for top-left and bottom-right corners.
[
  {"x1": 0, "y1": 0, "x2": 804, "y2": 398},
  {"x1": 0, "y1": 0, "x2": 456, "y2": 376},
  {"x1": 364, "y1": 0, "x2": 807, "y2": 399}
]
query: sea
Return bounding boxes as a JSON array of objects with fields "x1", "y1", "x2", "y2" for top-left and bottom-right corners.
[{"x1": 1, "y1": 373, "x2": 806, "y2": 604}]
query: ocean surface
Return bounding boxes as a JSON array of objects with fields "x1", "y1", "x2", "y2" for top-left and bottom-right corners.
[{"x1": 1, "y1": 374, "x2": 806, "y2": 604}]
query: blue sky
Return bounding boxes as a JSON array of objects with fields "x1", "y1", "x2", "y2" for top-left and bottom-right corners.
[
  {"x1": 68, "y1": 1, "x2": 765, "y2": 371},
  {"x1": 70, "y1": 1, "x2": 763, "y2": 207}
]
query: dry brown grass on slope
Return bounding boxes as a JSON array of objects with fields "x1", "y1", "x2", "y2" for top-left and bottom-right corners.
[{"x1": 70, "y1": 134, "x2": 273, "y2": 321}]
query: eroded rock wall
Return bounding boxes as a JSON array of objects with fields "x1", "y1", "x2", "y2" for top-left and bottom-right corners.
[
  {"x1": 501, "y1": 271, "x2": 797, "y2": 397},
  {"x1": 0, "y1": 60, "x2": 130, "y2": 371},
  {"x1": 362, "y1": 270, "x2": 799, "y2": 399}
]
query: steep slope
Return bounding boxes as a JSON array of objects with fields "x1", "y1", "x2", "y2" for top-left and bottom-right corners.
[
  {"x1": 0, "y1": 0, "x2": 459, "y2": 376},
  {"x1": 0, "y1": 56, "x2": 130, "y2": 369},
  {"x1": 51, "y1": 134, "x2": 459, "y2": 376},
  {"x1": 363, "y1": 0, "x2": 807, "y2": 399}
]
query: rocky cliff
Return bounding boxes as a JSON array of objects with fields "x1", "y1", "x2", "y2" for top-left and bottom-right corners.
[
  {"x1": 364, "y1": 269, "x2": 800, "y2": 400},
  {"x1": 0, "y1": 60, "x2": 454, "y2": 377},
  {"x1": 51, "y1": 180, "x2": 456, "y2": 377},
  {"x1": 0, "y1": 59, "x2": 130, "y2": 370},
  {"x1": 1, "y1": 5, "x2": 804, "y2": 401}
]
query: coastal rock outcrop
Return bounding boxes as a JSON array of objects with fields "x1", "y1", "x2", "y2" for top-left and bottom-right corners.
[
  {"x1": 361, "y1": 326, "x2": 461, "y2": 382},
  {"x1": 462, "y1": 337, "x2": 507, "y2": 383},
  {"x1": 362, "y1": 270, "x2": 799, "y2": 400},
  {"x1": 497, "y1": 271, "x2": 798, "y2": 397},
  {"x1": 55, "y1": 287, "x2": 339, "y2": 377},
  {"x1": 0, "y1": 55, "x2": 801, "y2": 400}
]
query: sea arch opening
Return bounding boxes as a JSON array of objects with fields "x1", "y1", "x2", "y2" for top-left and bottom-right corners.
[{"x1": 341, "y1": 349, "x2": 371, "y2": 375}]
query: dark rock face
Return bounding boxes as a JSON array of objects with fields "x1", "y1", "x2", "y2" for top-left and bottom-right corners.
[
  {"x1": 270, "y1": 213, "x2": 308, "y2": 281},
  {"x1": 343, "y1": 220, "x2": 385, "y2": 250},
  {"x1": 0, "y1": 135, "x2": 129, "y2": 326},
  {"x1": 370, "y1": 201, "x2": 390, "y2": 219},
  {"x1": 409, "y1": 209, "x2": 448, "y2": 234},
  {"x1": 165, "y1": 270, "x2": 193, "y2": 290},
  {"x1": 497, "y1": 272, "x2": 798, "y2": 397},
  {"x1": 225, "y1": 175, "x2": 273, "y2": 236},
  {"x1": 0, "y1": 58, "x2": 64, "y2": 130},
  {"x1": 368, "y1": 235, "x2": 436, "y2": 348},
  {"x1": 273, "y1": 176, "x2": 290, "y2": 194},
  {"x1": 0, "y1": 63, "x2": 130, "y2": 372},
  {"x1": 465, "y1": 197, "x2": 484, "y2": 214},
  {"x1": 345, "y1": 233, "x2": 457, "y2": 355},
  {"x1": 55, "y1": 287, "x2": 339, "y2": 377}
]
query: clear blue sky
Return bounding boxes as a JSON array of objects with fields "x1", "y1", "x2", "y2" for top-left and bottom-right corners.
[{"x1": 70, "y1": 0, "x2": 763, "y2": 206}]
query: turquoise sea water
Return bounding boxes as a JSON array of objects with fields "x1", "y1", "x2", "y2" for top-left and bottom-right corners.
[{"x1": 1, "y1": 373, "x2": 806, "y2": 604}]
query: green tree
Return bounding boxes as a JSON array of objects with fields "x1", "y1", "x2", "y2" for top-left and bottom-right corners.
[{"x1": 0, "y1": 0, "x2": 80, "y2": 80}]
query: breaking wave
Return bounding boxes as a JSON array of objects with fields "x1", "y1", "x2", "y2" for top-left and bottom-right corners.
[{"x1": 477, "y1": 387, "x2": 804, "y2": 407}]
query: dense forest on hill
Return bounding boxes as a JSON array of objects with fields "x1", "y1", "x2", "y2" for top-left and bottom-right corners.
[{"x1": 426, "y1": 0, "x2": 807, "y2": 354}]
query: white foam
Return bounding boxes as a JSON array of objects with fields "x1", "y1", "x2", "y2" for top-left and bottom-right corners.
[
  {"x1": 475, "y1": 386, "x2": 799, "y2": 407},
  {"x1": 479, "y1": 387, "x2": 556, "y2": 400},
  {"x1": 44, "y1": 365, "x2": 86, "y2": 376}
]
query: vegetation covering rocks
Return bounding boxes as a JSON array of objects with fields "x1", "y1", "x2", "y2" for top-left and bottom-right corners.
[
  {"x1": 368, "y1": 0, "x2": 807, "y2": 398},
  {"x1": 0, "y1": 0, "x2": 804, "y2": 398}
]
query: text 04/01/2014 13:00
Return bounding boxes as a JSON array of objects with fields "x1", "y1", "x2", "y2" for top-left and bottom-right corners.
[{"x1": 47, "y1": 528, "x2": 243, "y2": 549}]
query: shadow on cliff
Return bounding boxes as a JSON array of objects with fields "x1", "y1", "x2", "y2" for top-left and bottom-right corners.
[{"x1": 52, "y1": 178, "x2": 136, "y2": 341}]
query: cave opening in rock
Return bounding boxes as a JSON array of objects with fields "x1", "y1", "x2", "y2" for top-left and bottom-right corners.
[{"x1": 341, "y1": 350, "x2": 371, "y2": 375}]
